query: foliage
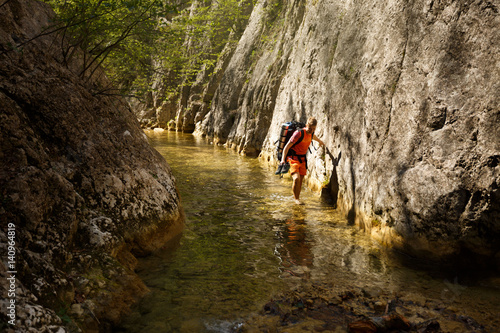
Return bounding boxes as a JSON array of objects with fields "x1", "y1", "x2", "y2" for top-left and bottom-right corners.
[
  {"x1": 56, "y1": 305, "x2": 72, "y2": 324},
  {"x1": 40, "y1": 0, "x2": 179, "y2": 98},
  {"x1": 263, "y1": 0, "x2": 282, "y2": 27},
  {"x1": 158, "y1": 0, "x2": 255, "y2": 95},
  {"x1": 39, "y1": 0, "x2": 255, "y2": 100}
]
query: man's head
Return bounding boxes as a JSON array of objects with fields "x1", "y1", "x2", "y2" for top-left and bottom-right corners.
[{"x1": 305, "y1": 117, "x2": 317, "y2": 134}]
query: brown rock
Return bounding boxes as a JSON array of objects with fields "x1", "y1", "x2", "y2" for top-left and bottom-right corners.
[{"x1": 0, "y1": 0, "x2": 185, "y2": 330}]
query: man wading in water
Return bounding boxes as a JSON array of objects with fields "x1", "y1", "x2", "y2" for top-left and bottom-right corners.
[{"x1": 280, "y1": 117, "x2": 325, "y2": 205}]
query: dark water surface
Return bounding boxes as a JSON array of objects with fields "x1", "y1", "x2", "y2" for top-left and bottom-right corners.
[{"x1": 120, "y1": 131, "x2": 500, "y2": 332}]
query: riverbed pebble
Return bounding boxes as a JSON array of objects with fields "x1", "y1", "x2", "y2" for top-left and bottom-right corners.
[{"x1": 70, "y1": 303, "x2": 85, "y2": 317}]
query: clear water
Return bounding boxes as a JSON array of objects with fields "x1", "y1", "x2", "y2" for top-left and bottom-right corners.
[{"x1": 119, "y1": 131, "x2": 500, "y2": 332}]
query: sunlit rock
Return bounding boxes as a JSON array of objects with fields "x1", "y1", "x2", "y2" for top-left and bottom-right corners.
[{"x1": 192, "y1": 0, "x2": 499, "y2": 262}]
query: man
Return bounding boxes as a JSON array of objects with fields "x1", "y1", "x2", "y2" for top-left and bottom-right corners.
[{"x1": 280, "y1": 117, "x2": 325, "y2": 205}]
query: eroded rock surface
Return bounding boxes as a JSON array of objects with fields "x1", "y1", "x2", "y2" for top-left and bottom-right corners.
[
  {"x1": 193, "y1": 0, "x2": 499, "y2": 262},
  {"x1": 0, "y1": 0, "x2": 184, "y2": 331}
]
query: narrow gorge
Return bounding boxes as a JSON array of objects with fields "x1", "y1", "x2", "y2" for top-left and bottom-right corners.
[
  {"x1": 146, "y1": 0, "x2": 499, "y2": 265},
  {"x1": 0, "y1": 0, "x2": 498, "y2": 332}
]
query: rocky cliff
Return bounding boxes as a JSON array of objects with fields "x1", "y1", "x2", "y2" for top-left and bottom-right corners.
[
  {"x1": 190, "y1": 0, "x2": 499, "y2": 264},
  {"x1": 0, "y1": 0, "x2": 184, "y2": 331}
]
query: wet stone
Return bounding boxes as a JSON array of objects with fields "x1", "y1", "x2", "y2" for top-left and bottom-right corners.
[{"x1": 239, "y1": 282, "x2": 490, "y2": 333}]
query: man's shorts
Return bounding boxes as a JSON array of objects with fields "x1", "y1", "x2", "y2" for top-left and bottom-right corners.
[{"x1": 287, "y1": 157, "x2": 307, "y2": 176}]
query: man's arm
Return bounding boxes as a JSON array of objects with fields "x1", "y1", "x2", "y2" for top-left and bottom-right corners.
[{"x1": 281, "y1": 141, "x2": 294, "y2": 164}]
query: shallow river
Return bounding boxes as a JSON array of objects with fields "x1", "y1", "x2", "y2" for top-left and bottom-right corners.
[{"x1": 120, "y1": 131, "x2": 499, "y2": 332}]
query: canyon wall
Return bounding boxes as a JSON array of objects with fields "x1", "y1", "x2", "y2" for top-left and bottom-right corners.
[
  {"x1": 0, "y1": 0, "x2": 184, "y2": 331},
  {"x1": 192, "y1": 0, "x2": 499, "y2": 263}
]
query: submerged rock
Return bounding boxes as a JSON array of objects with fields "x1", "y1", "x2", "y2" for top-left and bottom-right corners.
[{"x1": 240, "y1": 282, "x2": 491, "y2": 333}]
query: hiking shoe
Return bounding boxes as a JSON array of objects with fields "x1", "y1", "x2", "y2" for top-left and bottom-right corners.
[
  {"x1": 275, "y1": 164, "x2": 283, "y2": 175},
  {"x1": 281, "y1": 162, "x2": 290, "y2": 174}
]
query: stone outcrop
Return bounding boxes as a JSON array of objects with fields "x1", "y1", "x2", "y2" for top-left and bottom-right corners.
[
  {"x1": 193, "y1": 0, "x2": 499, "y2": 263},
  {"x1": 0, "y1": 0, "x2": 184, "y2": 331}
]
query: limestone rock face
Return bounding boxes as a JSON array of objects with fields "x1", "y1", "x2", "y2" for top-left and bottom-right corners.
[
  {"x1": 195, "y1": 0, "x2": 499, "y2": 261},
  {"x1": 0, "y1": 0, "x2": 184, "y2": 330}
]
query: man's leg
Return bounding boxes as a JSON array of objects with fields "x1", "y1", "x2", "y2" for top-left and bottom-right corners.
[
  {"x1": 292, "y1": 172, "x2": 304, "y2": 204},
  {"x1": 299, "y1": 174, "x2": 305, "y2": 201}
]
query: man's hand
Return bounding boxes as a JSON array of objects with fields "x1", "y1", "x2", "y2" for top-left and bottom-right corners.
[{"x1": 313, "y1": 134, "x2": 325, "y2": 147}]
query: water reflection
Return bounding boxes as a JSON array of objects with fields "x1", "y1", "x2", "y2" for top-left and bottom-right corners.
[
  {"x1": 118, "y1": 131, "x2": 500, "y2": 333},
  {"x1": 275, "y1": 207, "x2": 314, "y2": 279}
]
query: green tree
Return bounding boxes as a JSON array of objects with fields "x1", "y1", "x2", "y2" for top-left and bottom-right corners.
[
  {"x1": 34, "y1": 0, "x2": 253, "y2": 100},
  {"x1": 40, "y1": 0, "x2": 178, "y2": 97},
  {"x1": 151, "y1": 0, "x2": 254, "y2": 97}
]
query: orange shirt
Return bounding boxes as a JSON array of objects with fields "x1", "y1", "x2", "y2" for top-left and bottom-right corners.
[{"x1": 289, "y1": 129, "x2": 312, "y2": 155}]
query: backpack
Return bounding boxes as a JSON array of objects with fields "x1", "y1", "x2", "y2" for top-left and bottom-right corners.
[{"x1": 276, "y1": 121, "x2": 306, "y2": 161}]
